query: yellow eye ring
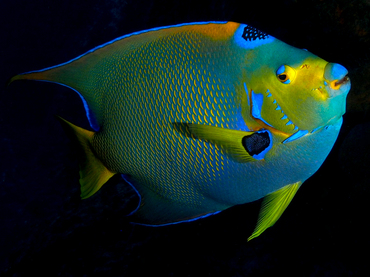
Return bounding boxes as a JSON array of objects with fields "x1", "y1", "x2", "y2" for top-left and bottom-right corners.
[{"x1": 276, "y1": 65, "x2": 296, "y2": 84}]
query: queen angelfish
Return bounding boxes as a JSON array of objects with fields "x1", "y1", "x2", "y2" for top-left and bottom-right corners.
[{"x1": 8, "y1": 22, "x2": 350, "y2": 240}]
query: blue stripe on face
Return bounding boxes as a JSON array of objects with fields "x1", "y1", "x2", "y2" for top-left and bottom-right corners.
[
  {"x1": 244, "y1": 82, "x2": 250, "y2": 106},
  {"x1": 251, "y1": 91, "x2": 273, "y2": 127},
  {"x1": 283, "y1": 130, "x2": 309, "y2": 143}
]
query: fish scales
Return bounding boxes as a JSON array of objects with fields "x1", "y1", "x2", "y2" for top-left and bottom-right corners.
[
  {"x1": 91, "y1": 27, "x2": 239, "y2": 208},
  {"x1": 8, "y1": 22, "x2": 350, "y2": 239}
]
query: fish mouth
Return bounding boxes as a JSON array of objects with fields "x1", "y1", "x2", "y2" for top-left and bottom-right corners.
[
  {"x1": 335, "y1": 75, "x2": 350, "y2": 87},
  {"x1": 316, "y1": 75, "x2": 350, "y2": 96},
  {"x1": 244, "y1": 83, "x2": 325, "y2": 143}
]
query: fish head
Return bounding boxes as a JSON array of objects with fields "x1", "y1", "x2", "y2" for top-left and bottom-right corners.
[{"x1": 241, "y1": 38, "x2": 350, "y2": 142}]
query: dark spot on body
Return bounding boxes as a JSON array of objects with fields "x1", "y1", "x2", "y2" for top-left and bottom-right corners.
[{"x1": 242, "y1": 131, "x2": 271, "y2": 156}]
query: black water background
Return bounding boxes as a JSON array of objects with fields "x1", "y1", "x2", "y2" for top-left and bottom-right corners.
[{"x1": 1, "y1": 0, "x2": 370, "y2": 276}]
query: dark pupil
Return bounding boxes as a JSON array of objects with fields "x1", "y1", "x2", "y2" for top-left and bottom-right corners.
[{"x1": 278, "y1": 74, "x2": 287, "y2": 81}]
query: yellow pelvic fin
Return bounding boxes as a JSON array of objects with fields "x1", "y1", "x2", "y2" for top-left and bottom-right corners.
[
  {"x1": 173, "y1": 123, "x2": 256, "y2": 163},
  {"x1": 248, "y1": 181, "x2": 302, "y2": 241},
  {"x1": 57, "y1": 116, "x2": 115, "y2": 199}
]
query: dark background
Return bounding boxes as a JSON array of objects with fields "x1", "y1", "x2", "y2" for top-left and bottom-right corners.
[{"x1": 1, "y1": 0, "x2": 370, "y2": 276}]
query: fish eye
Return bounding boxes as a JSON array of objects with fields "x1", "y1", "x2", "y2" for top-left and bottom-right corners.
[
  {"x1": 276, "y1": 65, "x2": 296, "y2": 84},
  {"x1": 278, "y1": 74, "x2": 288, "y2": 81}
]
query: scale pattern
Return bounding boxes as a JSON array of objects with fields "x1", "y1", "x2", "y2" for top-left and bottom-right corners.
[{"x1": 92, "y1": 30, "x2": 242, "y2": 206}]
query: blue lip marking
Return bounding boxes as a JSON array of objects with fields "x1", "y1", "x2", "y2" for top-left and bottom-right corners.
[{"x1": 328, "y1": 63, "x2": 348, "y2": 80}]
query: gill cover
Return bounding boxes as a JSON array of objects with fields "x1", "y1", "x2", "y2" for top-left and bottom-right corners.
[{"x1": 234, "y1": 23, "x2": 350, "y2": 139}]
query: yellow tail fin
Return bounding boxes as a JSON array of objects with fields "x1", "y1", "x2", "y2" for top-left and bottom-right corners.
[{"x1": 57, "y1": 116, "x2": 115, "y2": 199}]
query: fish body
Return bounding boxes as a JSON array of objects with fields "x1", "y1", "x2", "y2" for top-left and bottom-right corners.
[{"x1": 9, "y1": 22, "x2": 350, "y2": 240}]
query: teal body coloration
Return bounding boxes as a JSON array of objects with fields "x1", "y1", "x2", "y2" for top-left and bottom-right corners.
[{"x1": 8, "y1": 22, "x2": 350, "y2": 240}]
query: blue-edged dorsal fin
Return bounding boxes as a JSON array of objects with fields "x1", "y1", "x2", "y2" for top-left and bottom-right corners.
[
  {"x1": 8, "y1": 53, "x2": 104, "y2": 130},
  {"x1": 56, "y1": 116, "x2": 115, "y2": 199},
  {"x1": 7, "y1": 21, "x2": 232, "y2": 130},
  {"x1": 248, "y1": 181, "x2": 302, "y2": 241}
]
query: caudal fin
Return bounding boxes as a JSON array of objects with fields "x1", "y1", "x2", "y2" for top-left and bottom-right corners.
[{"x1": 57, "y1": 116, "x2": 115, "y2": 199}]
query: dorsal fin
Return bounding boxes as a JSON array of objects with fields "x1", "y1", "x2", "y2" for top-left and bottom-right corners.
[{"x1": 8, "y1": 53, "x2": 104, "y2": 130}]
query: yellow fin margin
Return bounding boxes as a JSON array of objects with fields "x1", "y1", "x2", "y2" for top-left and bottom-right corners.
[
  {"x1": 57, "y1": 116, "x2": 115, "y2": 199},
  {"x1": 248, "y1": 181, "x2": 302, "y2": 241}
]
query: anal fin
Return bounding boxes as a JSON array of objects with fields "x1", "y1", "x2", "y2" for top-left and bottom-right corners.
[
  {"x1": 122, "y1": 175, "x2": 223, "y2": 226},
  {"x1": 248, "y1": 181, "x2": 302, "y2": 241}
]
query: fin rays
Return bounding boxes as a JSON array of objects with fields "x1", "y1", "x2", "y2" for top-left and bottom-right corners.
[
  {"x1": 248, "y1": 181, "x2": 301, "y2": 241},
  {"x1": 57, "y1": 116, "x2": 115, "y2": 199}
]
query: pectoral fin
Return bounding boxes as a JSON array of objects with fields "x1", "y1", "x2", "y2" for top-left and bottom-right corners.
[
  {"x1": 248, "y1": 181, "x2": 302, "y2": 241},
  {"x1": 173, "y1": 123, "x2": 272, "y2": 162}
]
